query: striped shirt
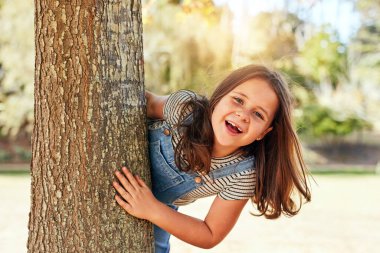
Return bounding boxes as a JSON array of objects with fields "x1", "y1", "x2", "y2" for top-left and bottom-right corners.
[{"x1": 163, "y1": 90, "x2": 256, "y2": 206}]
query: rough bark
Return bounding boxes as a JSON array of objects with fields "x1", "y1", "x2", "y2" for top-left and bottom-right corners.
[{"x1": 28, "y1": 0, "x2": 153, "y2": 252}]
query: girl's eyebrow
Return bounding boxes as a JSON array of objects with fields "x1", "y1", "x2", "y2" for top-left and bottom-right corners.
[{"x1": 233, "y1": 91, "x2": 269, "y2": 118}]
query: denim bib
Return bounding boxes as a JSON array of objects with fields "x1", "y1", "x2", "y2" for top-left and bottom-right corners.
[
  {"x1": 148, "y1": 119, "x2": 255, "y2": 253},
  {"x1": 148, "y1": 120, "x2": 255, "y2": 205}
]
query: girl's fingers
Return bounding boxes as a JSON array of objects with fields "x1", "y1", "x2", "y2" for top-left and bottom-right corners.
[
  {"x1": 115, "y1": 170, "x2": 136, "y2": 197},
  {"x1": 113, "y1": 181, "x2": 133, "y2": 202},
  {"x1": 115, "y1": 195, "x2": 132, "y2": 213},
  {"x1": 135, "y1": 175, "x2": 148, "y2": 188},
  {"x1": 121, "y1": 167, "x2": 141, "y2": 190}
]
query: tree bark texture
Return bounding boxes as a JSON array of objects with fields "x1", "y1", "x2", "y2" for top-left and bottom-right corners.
[{"x1": 28, "y1": 0, "x2": 153, "y2": 252}]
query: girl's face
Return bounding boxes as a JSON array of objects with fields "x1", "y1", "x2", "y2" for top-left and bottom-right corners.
[{"x1": 211, "y1": 78, "x2": 279, "y2": 157}]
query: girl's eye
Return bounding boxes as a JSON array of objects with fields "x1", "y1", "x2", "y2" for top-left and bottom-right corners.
[
  {"x1": 233, "y1": 97, "x2": 244, "y2": 104},
  {"x1": 254, "y1": 111, "x2": 264, "y2": 120}
]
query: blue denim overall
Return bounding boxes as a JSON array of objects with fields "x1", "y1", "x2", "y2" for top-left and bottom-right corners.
[{"x1": 148, "y1": 120, "x2": 255, "y2": 253}]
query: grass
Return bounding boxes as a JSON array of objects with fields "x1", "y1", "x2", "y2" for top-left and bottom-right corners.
[
  {"x1": 0, "y1": 163, "x2": 30, "y2": 176},
  {"x1": 310, "y1": 164, "x2": 378, "y2": 176},
  {"x1": 311, "y1": 169, "x2": 376, "y2": 176},
  {"x1": 0, "y1": 170, "x2": 30, "y2": 176}
]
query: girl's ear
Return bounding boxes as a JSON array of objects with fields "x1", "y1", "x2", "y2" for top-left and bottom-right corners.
[{"x1": 256, "y1": 126, "x2": 273, "y2": 141}]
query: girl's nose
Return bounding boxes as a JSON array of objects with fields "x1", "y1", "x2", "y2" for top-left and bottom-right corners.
[{"x1": 235, "y1": 111, "x2": 249, "y2": 123}]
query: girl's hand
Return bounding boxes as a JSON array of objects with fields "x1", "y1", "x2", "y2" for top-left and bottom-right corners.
[{"x1": 113, "y1": 167, "x2": 159, "y2": 220}]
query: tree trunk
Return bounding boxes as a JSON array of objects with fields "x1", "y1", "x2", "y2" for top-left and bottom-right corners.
[{"x1": 28, "y1": 0, "x2": 153, "y2": 252}]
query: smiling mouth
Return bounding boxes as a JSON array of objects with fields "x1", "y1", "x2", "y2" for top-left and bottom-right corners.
[{"x1": 225, "y1": 120, "x2": 243, "y2": 134}]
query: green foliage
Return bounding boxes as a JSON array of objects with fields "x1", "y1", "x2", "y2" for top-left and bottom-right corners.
[
  {"x1": 14, "y1": 145, "x2": 31, "y2": 162},
  {"x1": 0, "y1": 148, "x2": 12, "y2": 162},
  {"x1": 297, "y1": 27, "x2": 348, "y2": 89},
  {"x1": 0, "y1": 145, "x2": 30, "y2": 163},
  {"x1": 297, "y1": 103, "x2": 372, "y2": 138}
]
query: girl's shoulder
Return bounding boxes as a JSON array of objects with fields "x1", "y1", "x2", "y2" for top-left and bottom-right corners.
[{"x1": 163, "y1": 89, "x2": 199, "y2": 125}]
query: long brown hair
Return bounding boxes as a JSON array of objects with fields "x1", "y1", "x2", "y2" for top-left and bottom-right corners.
[{"x1": 175, "y1": 64, "x2": 311, "y2": 219}]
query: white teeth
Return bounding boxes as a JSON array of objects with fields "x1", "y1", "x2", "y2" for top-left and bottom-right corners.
[{"x1": 227, "y1": 121, "x2": 243, "y2": 132}]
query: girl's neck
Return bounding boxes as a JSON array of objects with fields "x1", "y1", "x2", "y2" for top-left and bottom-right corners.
[{"x1": 211, "y1": 146, "x2": 242, "y2": 159}]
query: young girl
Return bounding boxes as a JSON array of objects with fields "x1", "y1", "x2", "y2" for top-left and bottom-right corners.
[{"x1": 112, "y1": 64, "x2": 311, "y2": 252}]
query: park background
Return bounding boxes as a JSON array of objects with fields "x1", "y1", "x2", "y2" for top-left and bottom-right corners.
[{"x1": 0, "y1": 0, "x2": 379, "y2": 252}]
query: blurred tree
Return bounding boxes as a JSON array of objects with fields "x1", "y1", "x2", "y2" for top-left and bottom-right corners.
[
  {"x1": 28, "y1": 0, "x2": 153, "y2": 252},
  {"x1": 143, "y1": 0, "x2": 233, "y2": 95},
  {"x1": 349, "y1": 0, "x2": 380, "y2": 130},
  {"x1": 352, "y1": 0, "x2": 380, "y2": 77},
  {"x1": 297, "y1": 27, "x2": 348, "y2": 89},
  {"x1": 244, "y1": 11, "x2": 301, "y2": 63},
  {"x1": 0, "y1": 0, "x2": 34, "y2": 136},
  {"x1": 181, "y1": 0, "x2": 218, "y2": 21},
  {"x1": 294, "y1": 25, "x2": 373, "y2": 139},
  {"x1": 230, "y1": 9, "x2": 309, "y2": 98},
  {"x1": 1, "y1": 0, "x2": 378, "y2": 139},
  {"x1": 168, "y1": 0, "x2": 182, "y2": 4}
]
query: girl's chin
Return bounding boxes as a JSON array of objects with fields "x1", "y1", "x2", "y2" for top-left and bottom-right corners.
[{"x1": 214, "y1": 133, "x2": 255, "y2": 151}]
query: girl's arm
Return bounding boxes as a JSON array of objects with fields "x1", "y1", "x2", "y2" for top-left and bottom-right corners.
[
  {"x1": 145, "y1": 90, "x2": 169, "y2": 119},
  {"x1": 113, "y1": 167, "x2": 248, "y2": 249}
]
